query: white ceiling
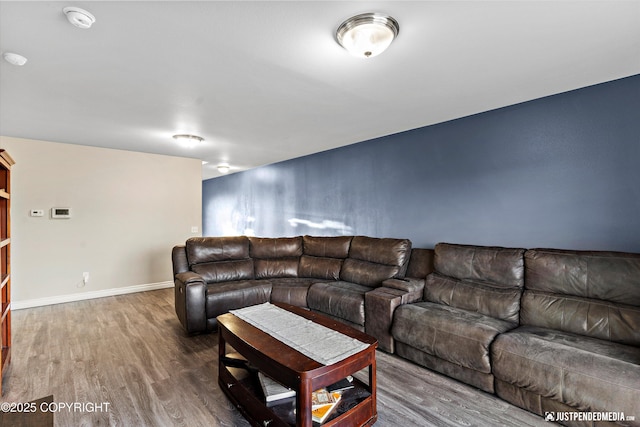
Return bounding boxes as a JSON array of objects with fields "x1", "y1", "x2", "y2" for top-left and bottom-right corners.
[{"x1": 1, "y1": 1, "x2": 639, "y2": 180}]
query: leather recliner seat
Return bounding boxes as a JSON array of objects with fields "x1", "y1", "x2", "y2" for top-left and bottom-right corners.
[
  {"x1": 306, "y1": 236, "x2": 412, "y2": 332},
  {"x1": 253, "y1": 235, "x2": 353, "y2": 307},
  {"x1": 491, "y1": 249, "x2": 640, "y2": 423},
  {"x1": 391, "y1": 243, "x2": 526, "y2": 393},
  {"x1": 173, "y1": 236, "x2": 272, "y2": 331}
]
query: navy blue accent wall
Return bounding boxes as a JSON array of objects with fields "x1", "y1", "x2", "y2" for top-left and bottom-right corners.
[{"x1": 203, "y1": 75, "x2": 640, "y2": 252}]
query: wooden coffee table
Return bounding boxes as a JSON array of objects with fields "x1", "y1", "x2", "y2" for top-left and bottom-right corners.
[{"x1": 217, "y1": 302, "x2": 378, "y2": 427}]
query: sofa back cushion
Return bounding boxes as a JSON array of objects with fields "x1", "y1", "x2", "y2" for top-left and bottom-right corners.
[
  {"x1": 192, "y1": 259, "x2": 254, "y2": 283},
  {"x1": 186, "y1": 236, "x2": 250, "y2": 265},
  {"x1": 299, "y1": 256, "x2": 342, "y2": 280},
  {"x1": 185, "y1": 237, "x2": 254, "y2": 283},
  {"x1": 303, "y1": 235, "x2": 352, "y2": 258},
  {"x1": 249, "y1": 237, "x2": 302, "y2": 279},
  {"x1": 405, "y1": 248, "x2": 435, "y2": 279},
  {"x1": 434, "y1": 243, "x2": 525, "y2": 287},
  {"x1": 425, "y1": 243, "x2": 525, "y2": 323},
  {"x1": 523, "y1": 249, "x2": 640, "y2": 305},
  {"x1": 340, "y1": 236, "x2": 411, "y2": 287},
  {"x1": 521, "y1": 248, "x2": 640, "y2": 345},
  {"x1": 298, "y1": 236, "x2": 353, "y2": 280}
]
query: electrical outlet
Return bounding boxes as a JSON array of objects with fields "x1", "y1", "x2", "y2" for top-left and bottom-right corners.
[
  {"x1": 191, "y1": 226, "x2": 198, "y2": 233},
  {"x1": 82, "y1": 272, "x2": 90, "y2": 285}
]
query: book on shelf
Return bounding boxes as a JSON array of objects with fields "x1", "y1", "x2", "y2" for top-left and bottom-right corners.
[
  {"x1": 258, "y1": 372, "x2": 296, "y2": 405},
  {"x1": 311, "y1": 390, "x2": 342, "y2": 424},
  {"x1": 311, "y1": 388, "x2": 340, "y2": 408}
]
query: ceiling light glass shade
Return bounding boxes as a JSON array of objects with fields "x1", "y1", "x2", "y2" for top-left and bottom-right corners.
[
  {"x1": 336, "y1": 13, "x2": 399, "y2": 58},
  {"x1": 3, "y1": 52, "x2": 28, "y2": 66},
  {"x1": 217, "y1": 163, "x2": 230, "y2": 174},
  {"x1": 172, "y1": 134, "x2": 204, "y2": 148}
]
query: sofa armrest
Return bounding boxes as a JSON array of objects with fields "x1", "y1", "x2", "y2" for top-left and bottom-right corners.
[
  {"x1": 365, "y1": 284, "x2": 422, "y2": 353},
  {"x1": 176, "y1": 271, "x2": 206, "y2": 285},
  {"x1": 174, "y1": 272, "x2": 207, "y2": 333},
  {"x1": 172, "y1": 245, "x2": 190, "y2": 276},
  {"x1": 382, "y1": 277, "x2": 425, "y2": 303}
]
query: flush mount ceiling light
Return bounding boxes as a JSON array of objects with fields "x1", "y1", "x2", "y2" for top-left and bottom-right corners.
[
  {"x1": 336, "y1": 13, "x2": 399, "y2": 58},
  {"x1": 217, "y1": 163, "x2": 230, "y2": 174},
  {"x1": 63, "y1": 6, "x2": 96, "y2": 29},
  {"x1": 173, "y1": 134, "x2": 204, "y2": 148},
  {"x1": 3, "y1": 52, "x2": 28, "y2": 66}
]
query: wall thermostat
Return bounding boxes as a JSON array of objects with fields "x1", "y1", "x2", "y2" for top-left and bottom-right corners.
[{"x1": 51, "y1": 207, "x2": 72, "y2": 219}]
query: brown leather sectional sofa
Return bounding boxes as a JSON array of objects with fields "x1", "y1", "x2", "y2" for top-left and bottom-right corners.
[
  {"x1": 171, "y1": 235, "x2": 417, "y2": 346},
  {"x1": 172, "y1": 237, "x2": 640, "y2": 426}
]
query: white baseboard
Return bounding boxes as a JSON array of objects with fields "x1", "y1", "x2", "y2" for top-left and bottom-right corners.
[{"x1": 12, "y1": 281, "x2": 174, "y2": 310}]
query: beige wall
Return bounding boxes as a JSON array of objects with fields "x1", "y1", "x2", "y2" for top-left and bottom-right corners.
[{"x1": 0, "y1": 136, "x2": 202, "y2": 306}]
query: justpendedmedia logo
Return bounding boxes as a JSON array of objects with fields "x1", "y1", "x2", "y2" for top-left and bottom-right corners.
[{"x1": 544, "y1": 411, "x2": 635, "y2": 423}]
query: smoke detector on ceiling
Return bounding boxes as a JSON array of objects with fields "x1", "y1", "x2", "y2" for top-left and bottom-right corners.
[{"x1": 63, "y1": 7, "x2": 96, "y2": 29}]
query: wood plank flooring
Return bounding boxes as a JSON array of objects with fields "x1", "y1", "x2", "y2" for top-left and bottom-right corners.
[{"x1": 1, "y1": 288, "x2": 552, "y2": 427}]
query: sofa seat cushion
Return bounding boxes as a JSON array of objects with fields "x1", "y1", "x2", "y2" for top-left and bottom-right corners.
[
  {"x1": 268, "y1": 278, "x2": 318, "y2": 307},
  {"x1": 492, "y1": 325, "x2": 640, "y2": 416},
  {"x1": 307, "y1": 281, "x2": 373, "y2": 326},
  {"x1": 391, "y1": 302, "x2": 516, "y2": 373},
  {"x1": 205, "y1": 280, "x2": 272, "y2": 318}
]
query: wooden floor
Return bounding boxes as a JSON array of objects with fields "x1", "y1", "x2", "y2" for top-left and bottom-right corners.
[{"x1": 1, "y1": 288, "x2": 552, "y2": 427}]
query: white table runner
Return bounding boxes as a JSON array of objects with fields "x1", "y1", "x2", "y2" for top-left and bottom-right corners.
[{"x1": 230, "y1": 303, "x2": 370, "y2": 366}]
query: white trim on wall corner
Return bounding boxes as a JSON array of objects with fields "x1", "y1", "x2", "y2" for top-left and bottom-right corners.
[{"x1": 12, "y1": 281, "x2": 174, "y2": 310}]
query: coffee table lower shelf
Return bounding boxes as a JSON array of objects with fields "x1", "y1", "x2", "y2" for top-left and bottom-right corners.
[
  {"x1": 219, "y1": 363, "x2": 376, "y2": 427},
  {"x1": 216, "y1": 303, "x2": 378, "y2": 427}
]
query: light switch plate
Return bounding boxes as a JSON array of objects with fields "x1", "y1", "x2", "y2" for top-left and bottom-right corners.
[{"x1": 30, "y1": 209, "x2": 45, "y2": 217}]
